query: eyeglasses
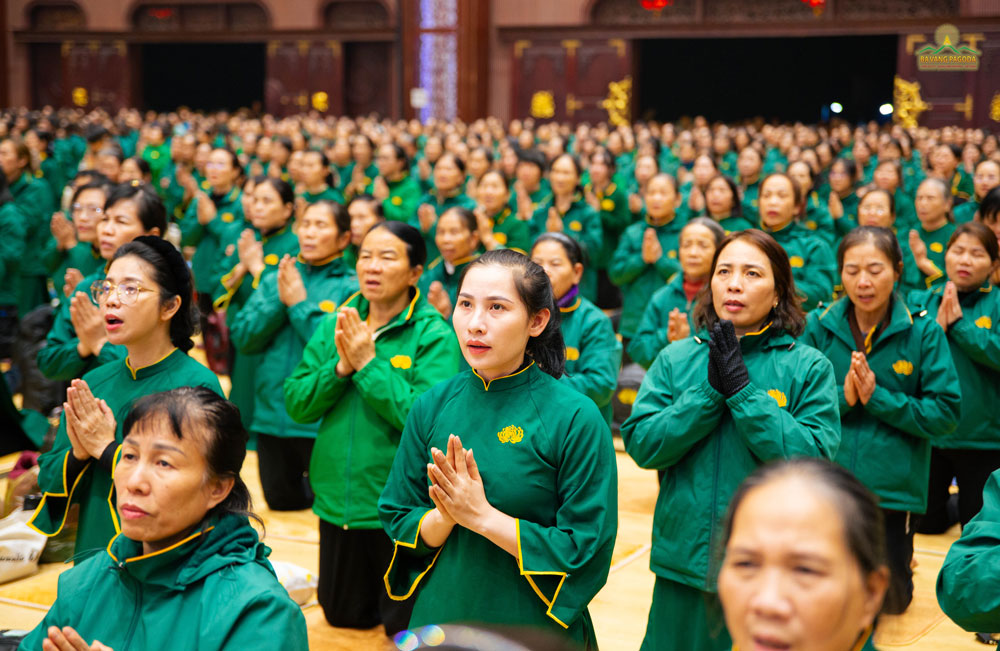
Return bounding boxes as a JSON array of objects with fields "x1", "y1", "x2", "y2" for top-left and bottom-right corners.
[
  {"x1": 90, "y1": 280, "x2": 156, "y2": 305},
  {"x1": 71, "y1": 203, "x2": 104, "y2": 215}
]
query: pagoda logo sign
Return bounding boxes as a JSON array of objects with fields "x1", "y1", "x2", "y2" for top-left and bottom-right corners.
[{"x1": 916, "y1": 24, "x2": 981, "y2": 71}]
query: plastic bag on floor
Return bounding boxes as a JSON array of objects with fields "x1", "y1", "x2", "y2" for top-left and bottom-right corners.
[
  {"x1": 270, "y1": 560, "x2": 317, "y2": 605},
  {"x1": 0, "y1": 504, "x2": 47, "y2": 584}
]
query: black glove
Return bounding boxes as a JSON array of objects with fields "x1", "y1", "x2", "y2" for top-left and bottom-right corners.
[
  {"x1": 706, "y1": 339, "x2": 723, "y2": 394},
  {"x1": 709, "y1": 320, "x2": 750, "y2": 397}
]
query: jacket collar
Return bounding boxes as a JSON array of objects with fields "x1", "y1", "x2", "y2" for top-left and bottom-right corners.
[
  {"x1": 817, "y1": 294, "x2": 913, "y2": 353},
  {"x1": 470, "y1": 360, "x2": 536, "y2": 392},
  {"x1": 124, "y1": 348, "x2": 181, "y2": 381},
  {"x1": 342, "y1": 286, "x2": 423, "y2": 339},
  {"x1": 694, "y1": 322, "x2": 793, "y2": 353}
]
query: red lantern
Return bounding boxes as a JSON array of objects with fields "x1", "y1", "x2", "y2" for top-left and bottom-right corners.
[
  {"x1": 641, "y1": 0, "x2": 673, "y2": 10},
  {"x1": 800, "y1": 0, "x2": 825, "y2": 15},
  {"x1": 147, "y1": 8, "x2": 175, "y2": 21}
]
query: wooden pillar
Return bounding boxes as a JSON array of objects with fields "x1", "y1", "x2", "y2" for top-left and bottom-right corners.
[
  {"x1": 457, "y1": 0, "x2": 489, "y2": 121},
  {"x1": 0, "y1": 0, "x2": 9, "y2": 108}
]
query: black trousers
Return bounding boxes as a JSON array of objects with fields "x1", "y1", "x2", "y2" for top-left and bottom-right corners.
[
  {"x1": 917, "y1": 447, "x2": 1000, "y2": 533},
  {"x1": 317, "y1": 520, "x2": 415, "y2": 636},
  {"x1": 255, "y1": 433, "x2": 314, "y2": 512},
  {"x1": 882, "y1": 508, "x2": 914, "y2": 615},
  {"x1": 0, "y1": 305, "x2": 17, "y2": 359}
]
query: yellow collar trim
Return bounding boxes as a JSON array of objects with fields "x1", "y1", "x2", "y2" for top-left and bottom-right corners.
[
  {"x1": 743, "y1": 321, "x2": 772, "y2": 338},
  {"x1": 474, "y1": 360, "x2": 535, "y2": 391},
  {"x1": 559, "y1": 297, "x2": 582, "y2": 313},
  {"x1": 106, "y1": 526, "x2": 215, "y2": 565},
  {"x1": 125, "y1": 347, "x2": 178, "y2": 381}
]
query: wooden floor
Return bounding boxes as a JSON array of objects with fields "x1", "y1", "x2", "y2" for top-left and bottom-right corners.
[{"x1": 0, "y1": 446, "x2": 984, "y2": 650}]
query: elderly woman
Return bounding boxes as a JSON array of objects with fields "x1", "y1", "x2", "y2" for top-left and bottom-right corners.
[{"x1": 20, "y1": 387, "x2": 308, "y2": 650}]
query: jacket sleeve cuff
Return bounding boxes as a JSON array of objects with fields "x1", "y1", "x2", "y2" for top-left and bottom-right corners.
[{"x1": 98, "y1": 441, "x2": 119, "y2": 473}]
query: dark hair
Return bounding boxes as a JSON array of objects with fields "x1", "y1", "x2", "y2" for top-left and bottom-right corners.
[
  {"x1": 722, "y1": 458, "x2": 887, "y2": 583},
  {"x1": 693, "y1": 229, "x2": 807, "y2": 336},
  {"x1": 787, "y1": 159, "x2": 817, "y2": 193},
  {"x1": 590, "y1": 147, "x2": 616, "y2": 173},
  {"x1": 706, "y1": 174, "x2": 742, "y2": 218},
  {"x1": 70, "y1": 179, "x2": 111, "y2": 207},
  {"x1": 0, "y1": 168, "x2": 10, "y2": 205},
  {"x1": 979, "y1": 186, "x2": 1000, "y2": 224},
  {"x1": 831, "y1": 157, "x2": 858, "y2": 184},
  {"x1": 459, "y1": 249, "x2": 565, "y2": 378},
  {"x1": 121, "y1": 386, "x2": 261, "y2": 530},
  {"x1": 531, "y1": 231, "x2": 586, "y2": 267},
  {"x1": 386, "y1": 142, "x2": 410, "y2": 169},
  {"x1": 303, "y1": 149, "x2": 335, "y2": 187},
  {"x1": 682, "y1": 217, "x2": 726, "y2": 246},
  {"x1": 104, "y1": 182, "x2": 168, "y2": 235},
  {"x1": 471, "y1": 146, "x2": 495, "y2": 165},
  {"x1": 760, "y1": 172, "x2": 803, "y2": 207},
  {"x1": 516, "y1": 148, "x2": 546, "y2": 172},
  {"x1": 480, "y1": 169, "x2": 509, "y2": 192},
  {"x1": 112, "y1": 236, "x2": 197, "y2": 352},
  {"x1": 348, "y1": 192, "x2": 385, "y2": 219},
  {"x1": 2, "y1": 139, "x2": 32, "y2": 174},
  {"x1": 837, "y1": 226, "x2": 903, "y2": 276},
  {"x1": 256, "y1": 177, "x2": 295, "y2": 206},
  {"x1": 437, "y1": 152, "x2": 466, "y2": 176},
  {"x1": 440, "y1": 206, "x2": 478, "y2": 233},
  {"x1": 858, "y1": 187, "x2": 895, "y2": 218},
  {"x1": 123, "y1": 156, "x2": 151, "y2": 178},
  {"x1": 948, "y1": 221, "x2": 1000, "y2": 263},
  {"x1": 368, "y1": 220, "x2": 427, "y2": 268},
  {"x1": 648, "y1": 172, "x2": 679, "y2": 195},
  {"x1": 305, "y1": 200, "x2": 351, "y2": 235}
]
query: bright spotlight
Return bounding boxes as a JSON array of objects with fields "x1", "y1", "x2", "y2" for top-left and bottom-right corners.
[
  {"x1": 879, "y1": 103, "x2": 893, "y2": 116},
  {"x1": 830, "y1": 102, "x2": 843, "y2": 114}
]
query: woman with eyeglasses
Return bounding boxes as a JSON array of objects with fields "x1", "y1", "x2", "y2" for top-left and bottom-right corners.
[
  {"x1": 29, "y1": 236, "x2": 222, "y2": 559},
  {"x1": 37, "y1": 182, "x2": 167, "y2": 382},
  {"x1": 43, "y1": 179, "x2": 110, "y2": 301}
]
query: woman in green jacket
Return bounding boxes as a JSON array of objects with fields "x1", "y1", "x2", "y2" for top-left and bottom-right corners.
[
  {"x1": 622, "y1": 229, "x2": 840, "y2": 651},
  {"x1": 954, "y1": 159, "x2": 1000, "y2": 224},
  {"x1": 379, "y1": 249, "x2": 617, "y2": 649},
  {"x1": 629, "y1": 217, "x2": 725, "y2": 369},
  {"x1": 788, "y1": 160, "x2": 836, "y2": 247},
  {"x1": 284, "y1": 221, "x2": 459, "y2": 635},
  {"x1": 229, "y1": 201, "x2": 358, "y2": 511},
  {"x1": 345, "y1": 194, "x2": 386, "y2": 269},
  {"x1": 532, "y1": 153, "x2": 603, "y2": 301},
  {"x1": 719, "y1": 459, "x2": 889, "y2": 651},
  {"x1": 214, "y1": 177, "x2": 300, "y2": 431},
  {"x1": 371, "y1": 142, "x2": 422, "y2": 223},
  {"x1": 45, "y1": 180, "x2": 108, "y2": 299},
  {"x1": 872, "y1": 159, "x2": 918, "y2": 231},
  {"x1": 704, "y1": 174, "x2": 755, "y2": 233},
  {"x1": 610, "y1": 173, "x2": 685, "y2": 341},
  {"x1": 759, "y1": 173, "x2": 836, "y2": 311},
  {"x1": 21, "y1": 386, "x2": 307, "y2": 651},
  {"x1": 0, "y1": 174, "x2": 25, "y2": 358},
  {"x1": 938, "y1": 468, "x2": 1000, "y2": 634},
  {"x1": 37, "y1": 182, "x2": 167, "y2": 381},
  {"x1": 0, "y1": 138, "x2": 56, "y2": 315},
  {"x1": 904, "y1": 177, "x2": 958, "y2": 296},
  {"x1": 419, "y1": 206, "x2": 481, "y2": 319},
  {"x1": 413, "y1": 152, "x2": 476, "y2": 262},
  {"x1": 531, "y1": 232, "x2": 622, "y2": 424},
  {"x1": 801, "y1": 226, "x2": 961, "y2": 615},
  {"x1": 856, "y1": 189, "x2": 923, "y2": 295},
  {"x1": 297, "y1": 149, "x2": 344, "y2": 209},
  {"x1": 474, "y1": 170, "x2": 532, "y2": 254},
  {"x1": 828, "y1": 158, "x2": 862, "y2": 238},
  {"x1": 29, "y1": 237, "x2": 223, "y2": 558},
  {"x1": 908, "y1": 222, "x2": 1000, "y2": 532},
  {"x1": 584, "y1": 147, "x2": 632, "y2": 291}
]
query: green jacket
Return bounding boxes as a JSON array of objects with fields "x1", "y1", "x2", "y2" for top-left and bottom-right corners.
[
  {"x1": 229, "y1": 256, "x2": 358, "y2": 438},
  {"x1": 559, "y1": 294, "x2": 622, "y2": 424},
  {"x1": 832, "y1": 191, "x2": 860, "y2": 238},
  {"x1": 375, "y1": 173, "x2": 423, "y2": 222},
  {"x1": 937, "y1": 468, "x2": 1000, "y2": 632},
  {"x1": 488, "y1": 206, "x2": 532, "y2": 254},
  {"x1": 0, "y1": 202, "x2": 26, "y2": 306},
  {"x1": 29, "y1": 350, "x2": 223, "y2": 556},
  {"x1": 180, "y1": 186, "x2": 244, "y2": 295},
  {"x1": 803, "y1": 191, "x2": 836, "y2": 247},
  {"x1": 510, "y1": 183, "x2": 552, "y2": 218},
  {"x1": 412, "y1": 188, "x2": 477, "y2": 262},
  {"x1": 301, "y1": 185, "x2": 345, "y2": 206},
  {"x1": 141, "y1": 142, "x2": 171, "y2": 185},
  {"x1": 609, "y1": 215, "x2": 684, "y2": 338},
  {"x1": 37, "y1": 153, "x2": 66, "y2": 206},
  {"x1": 586, "y1": 180, "x2": 632, "y2": 270},
  {"x1": 628, "y1": 274, "x2": 697, "y2": 370},
  {"x1": 284, "y1": 289, "x2": 459, "y2": 528},
  {"x1": 43, "y1": 242, "x2": 103, "y2": 300},
  {"x1": 379, "y1": 362, "x2": 617, "y2": 643},
  {"x1": 531, "y1": 195, "x2": 603, "y2": 301},
  {"x1": 19, "y1": 513, "x2": 308, "y2": 651},
  {"x1": 717, "y1": 213, "x2": 756, "y2": 234},
  {"x1": 417, "y1": 253, "x2": 478, "y2": 311},
  {"x1": 621, "y1": 327, "x2": 840, "y2": 591},
  {"x1": 766, "y1": 221, "x2": 836, "y2": 311},
  {"x1": 739, "y1": 179, "x2": 760, "y2": 219},
  {"x1": 908, "y1": 283, "x2": 1000, "y2": 449},
  {"x1": 900, "y1": 221, "x2": 957, "y2": 297},
  {"x1": 10, "y1": 172, "x2": 56, "y2": 280},
  {"x1": 37, "y1": 269, "x2": 126, "y2": 381},
  {"x1": 801, "y1": 297, "x2": 961, "y2": 512}
]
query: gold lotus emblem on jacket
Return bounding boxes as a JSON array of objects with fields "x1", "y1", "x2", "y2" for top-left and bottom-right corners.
[
  {"x1": 767, "y1": 389, "x2": 788, "y2": 408},
  {"x1": 975, "y1": 315, "x2": 992, "y2": 329},
  {"x1": 892, "y1": 359, "x2": 914, "y2": 376},
  {"x1": 497, "y1": 425, "x2": 524, "y2": 444}
]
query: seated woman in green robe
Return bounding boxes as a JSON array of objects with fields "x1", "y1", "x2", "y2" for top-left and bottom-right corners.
[
  {"x1": 827, "y1": 158, "x2": 862, "y2": 238},
  {"x1": 904, "y1": 177, "x2": 958, "y2": 296},
  {"x1": 622, "y1": 229, "x2": 841, "y2": 651},
  {"x1": 379, "y1": 249, "x2": 618, "y2": 649},
  {"x1": 629, "y1": 217, "x2": 725, "y2": 370},
  {"x1": 871, "y1": 159, "x2": 917, "y2": 231},
  {"x1": 29, "y1": 236, "x2": 223, "y2": 558},
  {"x1": 38, "y1": 182, "x2": 167, "y2": 381},
  {"x1": 229, "y1": 200, "x2": 358, "y2": 511},
  {"x1": 21, "y1": 387, "x2": 307, "y2": 650},
  {"x1": 345, "y1": 194, "x2": 385, "y2": 269},
  {"x1": 45, "y1": 180, "x2": 109, "y2": 301},
  {"x1": 719, "y1": 459, "x2": 889, "y2": 651},
  {"x1": 296, "y1": 149, "x2": 344, "y2": 213},
  {"x1": 413, "y1": 153, "x2": 476, "y2": 262},
  {"x1": 419, "y1": 206, "x2": 481, "y2": 319},
  {"x1": 531, "y1": 232, "x2": 621, "y2": 424},
  {"x1": 474, "y1": 170, "x2": 532, "y2": 254},
  {"x1": 787, "y1": 160, "x2": 836, "y2": 246},
  {"x1": 704, "y1": 174, "x2": 755, "y2": 233},
  {"x1": 855, "y1": 189, "x2": 922, "y2": 294},
  {"x1": 801, "y1": 226, "x2": 961, "y2": 615}
]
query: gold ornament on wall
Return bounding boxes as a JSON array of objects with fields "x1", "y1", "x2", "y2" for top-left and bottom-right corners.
[
  {"x1": 893, "y1": 76, "x2": 930, "y2": 128},
  {"x1": 990, "y1": 92, "x2": 1000, "y2": 123},
  {"x1": 602, "y1": 76, "x2": 632, "y2": 127},
  {"x1": 530, "y1": 91, "x2": 555, "y2": 119},
  {"x1": 71, "y1": 87, "x2": 88, "y2": 107},
  {"x1": 311, "y1": 92, "x2": 329, "y2": 112}
]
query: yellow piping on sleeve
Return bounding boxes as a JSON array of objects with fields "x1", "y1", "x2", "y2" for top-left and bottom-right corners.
[
  {"x1": 515, "y1": 518, "x2": 570, "y2": 629},
  {"x1": 383, "y1": 508, "x2": 444, "y2": 601},
  {"x1": 924, "y1": 262, "x2": 944, "y2": 288},
  {"x1": 213, "y1": 265, "x2": 242, "y2": 311},
  {"x1": 107, "y1": 444, "x2": 123, "y2": 534},
  {"x1": 26, "y1": 451, "x2": 92, "y2": 537}
]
